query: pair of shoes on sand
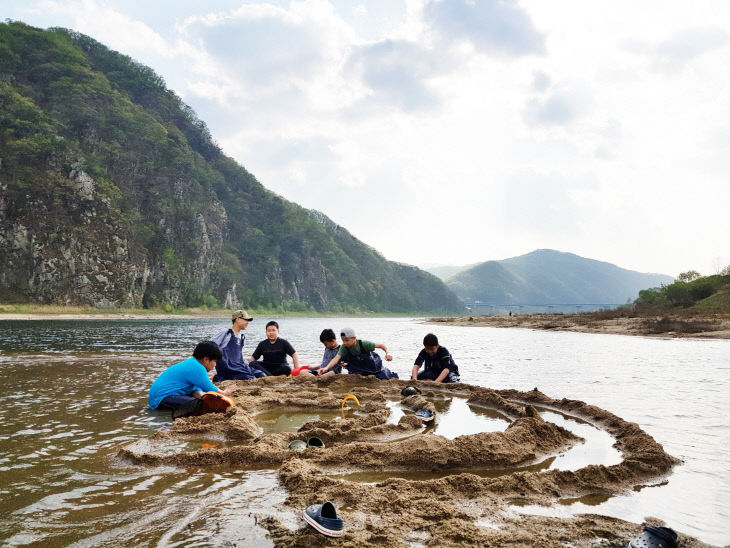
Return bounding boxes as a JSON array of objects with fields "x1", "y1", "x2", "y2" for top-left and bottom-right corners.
[
  {"x1": 288, "y1": 437, "x2": 325, "y2": 451},
  {"x1": 303, "y1": 501, "x2": 343, "y2": 537},
  {"x1": 301, "y1": 505, "x2": 678, "y2": 541}
]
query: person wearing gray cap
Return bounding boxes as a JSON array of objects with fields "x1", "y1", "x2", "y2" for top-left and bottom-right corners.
[
  {"x1": 319, "y1": 327, "x2": 398, "y2": 380},
  {"x1": 210, "y1": 309, "x2": 265, "y2": 381}
]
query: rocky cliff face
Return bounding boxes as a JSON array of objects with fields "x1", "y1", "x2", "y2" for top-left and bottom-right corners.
[
  {"x1": 0, "y1": 22, "x2": 462, "y2": 313},
  {"x1": 0, "y1": 166, "x2": 226, "y2": 307}
]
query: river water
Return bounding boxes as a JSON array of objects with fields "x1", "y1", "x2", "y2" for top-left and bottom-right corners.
[{"x1": 0, "y1": 317, "x2": 727, "y2": 546}]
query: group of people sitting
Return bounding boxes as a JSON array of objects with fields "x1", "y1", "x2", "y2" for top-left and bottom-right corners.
[{"x1": 148, "y1": 309, "x2": 460, "y2": 418}]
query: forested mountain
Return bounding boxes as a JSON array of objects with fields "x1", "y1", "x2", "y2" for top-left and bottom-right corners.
[
  {"x1": 446, "y1": 249, "x2": 673, "y2": 304},
  {"x1": 0, "y1": 22, "x2": 462, "y2": 313}
]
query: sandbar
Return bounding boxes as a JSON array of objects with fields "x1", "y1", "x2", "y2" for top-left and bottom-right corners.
[{"x1": 120, "y1": 375, "x2": 713, "y2": 546}]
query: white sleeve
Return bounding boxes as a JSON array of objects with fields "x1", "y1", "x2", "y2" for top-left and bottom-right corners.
[{"x1": 210, "y1": 329, "x2": 230, "y2": 348}]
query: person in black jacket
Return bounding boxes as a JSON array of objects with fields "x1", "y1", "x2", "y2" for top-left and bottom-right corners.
[{"x1": 410, "y1": 333, "x2": 460, "y2": 383}]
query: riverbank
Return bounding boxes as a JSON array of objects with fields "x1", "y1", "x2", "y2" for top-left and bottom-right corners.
[
  {"x1": 0, "y1": 304, "x2": 419, "y2": 321},
  {"x1": 0, "y1": 304, "x2": 228, "y2": 320},
  {"x1": 428, "y1": 308, "x2": 730, "y2": 339}
]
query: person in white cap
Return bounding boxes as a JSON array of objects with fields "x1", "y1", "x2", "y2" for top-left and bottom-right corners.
[{"x1": 319, "y1": 327, "x2": 398, "y2": 380}]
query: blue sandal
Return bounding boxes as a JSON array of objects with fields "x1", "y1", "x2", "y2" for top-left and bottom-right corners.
[
  {"x1": 303, "y1": 501, "x2": 344, "y2": 537},
  {"x1": 415, "y1": 408, "x2": 434, "y2": 422}
]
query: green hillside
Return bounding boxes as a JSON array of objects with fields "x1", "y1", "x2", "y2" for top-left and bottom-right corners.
[
  {"x1": 0, "y1": 22, "x2": 462, "y2": 313},
  {"x1": 636, "y1": 274, "x2": 730, "y2": 310},
  {"x1": 447, "y1": 249, "x2": 673, "y2": 304}
]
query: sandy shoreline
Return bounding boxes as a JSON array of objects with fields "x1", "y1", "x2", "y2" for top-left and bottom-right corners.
[
  {"x1": 119, "y1": 376, "x2": 714, "y2": 546},
  {"x1": 428, "y1": 311, "x2": 730, "y2": 339}
]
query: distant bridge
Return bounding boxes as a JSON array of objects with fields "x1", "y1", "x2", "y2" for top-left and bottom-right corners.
[{"x1": 461, "y1": 302, "x2": 624, "y2": 315}]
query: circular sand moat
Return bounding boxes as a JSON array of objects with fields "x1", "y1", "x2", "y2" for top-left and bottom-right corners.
[{"x1": 120, "y1": 376, "x2": 710, "y2": 547}]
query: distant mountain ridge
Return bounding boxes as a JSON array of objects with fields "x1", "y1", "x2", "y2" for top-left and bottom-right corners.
[
  {"x1": 445, "y1": 249, "x2": 673, "y2": 304},
  {"x1": 422, "y1": 263, "x2": 475, "y2": 281}
]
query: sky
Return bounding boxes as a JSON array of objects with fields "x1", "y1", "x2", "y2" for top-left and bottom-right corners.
[{"x1": 5, "y1": 0, "x2": 730, "y2": 277}]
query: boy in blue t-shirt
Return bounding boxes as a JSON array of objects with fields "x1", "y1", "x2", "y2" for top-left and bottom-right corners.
[
  {"x1": 411, "y1": 333, "x2": 460, "y2": 383},
  {"x1": 149, "y1": 341, "x2": 235, "y2": 418}
]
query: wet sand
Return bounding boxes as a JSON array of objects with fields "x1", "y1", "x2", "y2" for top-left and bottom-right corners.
[
  {"x1": 429, "y1": 311, "x2": 730, "y2": 339},
  {"x1": 120, "y1": 376, "x2": 714, "y2": 546}
]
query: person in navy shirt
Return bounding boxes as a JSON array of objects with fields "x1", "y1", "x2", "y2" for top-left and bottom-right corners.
[
  {"x1": 149, "y1": 341, "x2": 235, "y2": 418},
  {"x1": 411, "y1": 333, "x2": 460, "y2": 383}
]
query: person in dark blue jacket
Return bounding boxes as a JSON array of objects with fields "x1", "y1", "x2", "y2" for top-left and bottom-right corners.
[
  {"x1": 411, "y1": 333, "x2": 460, "y2": 383},
  {"x1": 210, "y1": 309, "x2": 265, "y2": 381}
]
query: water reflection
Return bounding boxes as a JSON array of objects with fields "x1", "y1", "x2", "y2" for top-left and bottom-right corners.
[
  {"x1": 386, "y1": 397, "x2": 510, "y2": 439},
  {"x1": 254, "y1": 408, "x2": 358, "y2": 433}
]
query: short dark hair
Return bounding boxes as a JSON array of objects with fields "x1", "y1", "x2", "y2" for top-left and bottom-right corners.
[
  {"x1": 266, "y1": 320, "x2": 279, "y2": 330},
  {"x1": 423, "y1": 333, "x2": 438, "y2": 347},
  {"x1": 193, "y1": 340, "x2": 222, "y2": 361},
  {"x1": 320, "y1": 328, "x2": 336, "y2": 342}
]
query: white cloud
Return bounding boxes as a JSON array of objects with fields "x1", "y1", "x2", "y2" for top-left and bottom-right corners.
[
  {"x1": 37, "y1": 0, "x2": 175, "y2": 60},
  {"x1": 424, "y1": 0, "x2": 545, "y2": 56},
  {"x1": 626, "y1": 26, "x2": 730, "y2": 71},
  {"x1": 345, "y1": 39, "x2": 451, "y2": 111},
  {"x1": 5, "y1": 0, "x2": 730, "y2": 276},
  {"x1": 524, "y1": 88, "x2": 592, "y2": 126},
  {"x1": 531, "y1": 70, "x2": 552, "y2": 92}
]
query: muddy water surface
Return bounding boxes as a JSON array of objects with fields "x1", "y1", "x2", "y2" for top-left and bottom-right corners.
[{"x1": 0, "y1": 317, "x2": 728, "y2": 545}]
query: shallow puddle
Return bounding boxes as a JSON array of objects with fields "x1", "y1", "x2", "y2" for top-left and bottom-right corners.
[
  {"x1": 530, "y1": 407, "x2": 622, "y2": 471},
  {"x1": 254, "y1": 407, "x2": 359, "y2": 433},
  {"x1": 329, "y1": 457, "x2": 556, "y2": 483},
  {"x1": 386, "y1": 396, "x2": 511, "y2": 439},
  {"x1": 557, "y1": 493, "x2": 613, "y2": 506}
]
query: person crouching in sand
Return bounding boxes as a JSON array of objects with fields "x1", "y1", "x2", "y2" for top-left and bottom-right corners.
[
  {"x1": 301, "y1": 329, "x2": 342, "y2": 377},
  {"x1": 411, "y1": 333, "x2": 460, "y2": 383},
  {"x1": 319, "y1": 327, "x2": 398, "y2": 380},
  {"x1": 148, "y1": 341, "x2": 236, "y2": 419}
]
